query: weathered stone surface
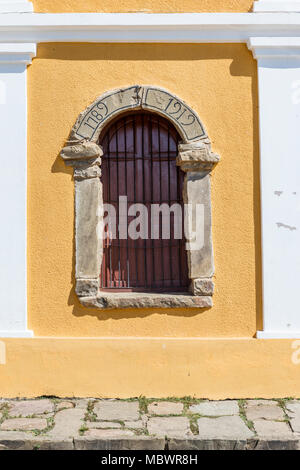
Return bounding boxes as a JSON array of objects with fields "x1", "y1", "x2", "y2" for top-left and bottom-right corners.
[
  {"x1": 56, "y1": 401, "x2": 74, "y2": 411},
  {"x1": 246, "y1": 404, "x2": 285, "y2": 421},
  {"x1": 87, "y1": 422, "x2": 122, "y2": 429},
  {"x1": 74, "y1": 164, "x2": 101, "y2": 181},
  {"x1": 148, "y1": 401, "x2": 184, "y2": 416},
  {"x1": 190, "y1": 400, "x2": 239, "y2": 416},
  {"x1": 0, "y1": 432, "x2": 73, "y2": 450},
  {"x1": 60, "y1": 142, "x2": 102, "y2": 160},
  {"x1": 190, "y1": 278, "x2": 214, "y2": 296},
  {"x1": 183, "y1": 172, "x2": 214, "y2": 279},
  {"x1": 246, "y1": 400, "x2": 278, "y2": 407},
  {"x1": 75, "y1": 278, "x2": 99, "y2": 298},
  {"x1": 285, "y1": 401, "x2": 300, "y2": 415},
  {"x1": 247, "y1": 438, "x2": 299, "y2": 451},
  {"x1": 81, "y1": 293, "x2": 213, "y2": 310},
  {"x1": 48, "y1": 408, "x2": 85, "y2": 438},
  {"x1": 8, "y1": 399, "x2": 54, "y2": 417},
  {"x1": 1, "y1": 418, "x2": 47, "y2": 431},
  {"x1": 197, "y1": 416, "x2": 254, "y2": 439},
  {"x1": 253, "y1": 419, "x2": 292, "y2": 437},
  {"x1": 84, "y1": 429, "x2": 134, "y2": 438},
  {"x1": 177, "y1": 141, "x2": 219, "y2": 172},
  {"x1": 142, "y1": 87, "x2": 206, "y2": 142},
  {"x1": 169, "y1": 438, "x2": 247, "y2": 451},
  {"x1": 289, "y1": 416, "x2": 300, "y2": 433},
  {"x1": 72, "y1": 86, "x2": 142, "y2": 142},
  {"x1": 74, "y1": 436, "x2": 165, "y2": 450},
  {"x1": 147, "y1": 417, "x2": 191, "y2": 437},
  {"x1": 75, "y1": 399, "x2": 90, "y2": 410},
  {"x1": 75, "y1": 177, "x2": 103, "y2": 281},
  {"x1": 94, "y1": 401, "x2": 140, "y2": 421},
  {"x1": 124, "y1": 421, "x2": 144, "y2": 429}
]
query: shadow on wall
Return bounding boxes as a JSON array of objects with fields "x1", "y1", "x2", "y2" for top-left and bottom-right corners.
[{"x1": 50, "y1": 43, "x2": 262, "y2": 330}]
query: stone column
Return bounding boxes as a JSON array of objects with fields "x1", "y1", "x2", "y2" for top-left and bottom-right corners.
[
  {"x1": 60, "y1": 141, "x2": 103, "y2": 302},
  {"x1": 177, "y1": 140, "x2": 219, "y2": 297}
]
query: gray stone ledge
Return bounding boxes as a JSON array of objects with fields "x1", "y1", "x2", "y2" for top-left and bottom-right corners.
[
  {"x1": 74, "y1": 437, "x2": 166, "y2": 451},
  {"x1": 79, "y1": 293, "x2": 213, "y2": 310},
  {"x1": 0, "y1": 435, "x2": 299, "y2": 450}
]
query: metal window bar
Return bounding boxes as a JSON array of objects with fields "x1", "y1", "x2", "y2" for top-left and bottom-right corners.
[{"x1": 100, "y1": 112, "x2": 189, "y2": 292}]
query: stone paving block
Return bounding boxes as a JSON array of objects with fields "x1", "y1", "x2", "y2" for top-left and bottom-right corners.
[
  {"x1": 253, "y1": 419, "x2": 293, "y2": 437},
  {"x1": 75, "y1": 399, "x2": 90, "y2": 410},
  {"x1": 8, "y1": 399, "x2": 54, "y2": 417},
  {"x1": 168, "y1": 438, "x2": 247, "y2": 450},
  {"x1": 148, "y1": 401, "x2": 183, "y2": 416},
  {"x1": 147, "y1": 417, "x2": 191, "y2": 437},
  {"x1": 189, "y1": 400, "x2": 239, "y2": 416},
  {"x1": 197, "y1": 416, "x2": 254, "y2": 439},
  {"x1": 285, "y1": 401, "x2": 300, "y2": 415},
  {"x1": 246, "y1": 400, "x2": 278, "y2": 407},
  {"x1": 74, "y1": 436, "x2": 165, "y2": 450},
  {"x1": 94, "y1": 401, "x2": 139, "y2": 421},
  {"x1": 246, "y1": 404, "x2": 284, "y2": 421},
  {"x1": 87, "y1": 422, "x2": 122, "y2": 429},
  {"x1": 1, "y1": 418, "x2": 47, "y2": 431},
  {"x1": 124, "y1": 421, "x2": 144, "y2": 429},
  {"x1": 47, "y1": 408, "x2": 85, "y2": 438},
  {"x1": 84, "y1": 429, "x2": 135, "y2": 438},
  {"x1": 289, "y1": 416, "x2": 300, "y2": 433},
  {"x1": 56, "y1": 401, "x2": 74, "y2": 411}
]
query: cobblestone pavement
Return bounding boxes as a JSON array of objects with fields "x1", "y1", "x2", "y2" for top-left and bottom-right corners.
[{"x1": 0, "y1": 398, "x2": 300, "y2": 450}]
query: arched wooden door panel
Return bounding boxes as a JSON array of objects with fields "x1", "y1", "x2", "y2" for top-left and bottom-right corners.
[{"x1": 99, "y1": 112, "x2": 189, "y2": 292}]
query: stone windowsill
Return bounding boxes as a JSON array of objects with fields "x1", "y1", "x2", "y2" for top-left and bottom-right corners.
[{"x1": 79, "y1": 292, "x2": 213, "y2": 309}]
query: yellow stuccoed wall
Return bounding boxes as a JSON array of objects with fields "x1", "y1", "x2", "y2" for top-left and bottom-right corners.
[
  {"x1": 31, "y1": 0, "x2": 253, "y2": 13},
  {"x1": 27, "y1": 43, "x2": 261, "y2": 338}
]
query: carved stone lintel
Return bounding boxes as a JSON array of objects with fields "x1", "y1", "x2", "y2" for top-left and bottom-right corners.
[
  {"x1": 177, "y1": 141, "x2": 220, "y2": 172},
  {"x1": 190, "y1": 278, "x2": 214, "y2": 296}
]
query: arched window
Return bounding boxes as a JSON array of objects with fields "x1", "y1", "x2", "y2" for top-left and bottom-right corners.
[
  {"x1": 61, "y1": 86, "x2": 219, "y2": 309},
  {"x1": 99, "y1": 112, "x2": 189, "y2": 292}
]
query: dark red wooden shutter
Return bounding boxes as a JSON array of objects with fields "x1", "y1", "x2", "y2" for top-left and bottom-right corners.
[{"x1": 99, "y1": 112, "x2": 189, "y2": 292}]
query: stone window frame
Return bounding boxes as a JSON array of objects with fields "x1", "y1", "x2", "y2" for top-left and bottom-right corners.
[{"x1": 60, "y1": 85, "x2": 220, "y2": 310}]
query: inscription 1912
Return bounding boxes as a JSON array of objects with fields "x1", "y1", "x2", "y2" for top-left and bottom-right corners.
[{"x1": 143, "y1": 88, "x2": 205, "y2": 141}]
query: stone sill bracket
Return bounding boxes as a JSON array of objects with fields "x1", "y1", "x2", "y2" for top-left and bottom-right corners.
[{"x1": 60, "y1": 85, "x2": 220, "y2": 309}]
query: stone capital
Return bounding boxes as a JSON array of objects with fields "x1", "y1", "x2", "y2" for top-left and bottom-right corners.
[
  {"x1": 176, "y1": 141, "x2": 220, "y2": 172},
  {"x1": 60, "y1": 141, "x2": 103, "y2": 179}
]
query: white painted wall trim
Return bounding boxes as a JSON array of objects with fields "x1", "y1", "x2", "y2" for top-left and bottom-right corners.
[
  {"x1": 253, "y1": 1, "x2": 300, "y2": 12},
  {"x1": 0, "y1": 1, "x2": 33, "y2": 13},
  {"x1": 0, "y1": 43, "x2": 36, "y2": 338},
  {"x1": 248, "y1": 37, "x2": 300, "y2": 339},
  {"x1": 1, "y1": 12, "x2": 300, "y2": 43}
]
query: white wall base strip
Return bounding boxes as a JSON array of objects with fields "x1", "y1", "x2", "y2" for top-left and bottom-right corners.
[
  {"x1": 0, "y1": 1, "x2": 33, "y2": 13},
  {"x1": 0, "y1": 330, "x2": 33, "y2": 338},
  {"x1": 257, "y1": 331, "x2": 300, "y2": 339},
  {"x1": 253, "y1": 1, "x2": 300, "y2": 12}
]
